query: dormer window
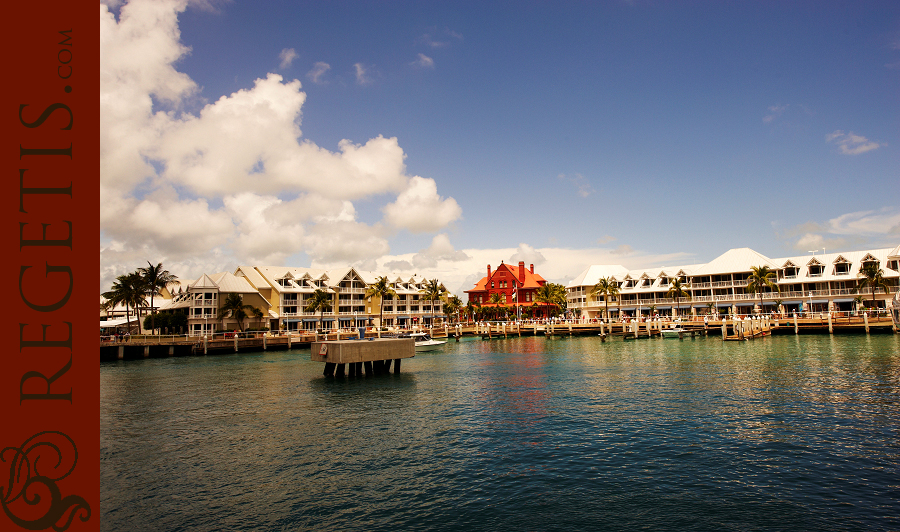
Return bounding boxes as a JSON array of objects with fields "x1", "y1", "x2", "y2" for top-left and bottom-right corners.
[
  {"x1": 809, "y1": 265, "x2": 824, "y2": 277},
  {"x1": 834, "y1": 263, "x2": 850, "y2": 275},
  {"x1": 783, "y1": 267, "x2": 798, "y2": 278},
  {"x1": 660, "y1": 277, "x2": 668, "y2": 286}
]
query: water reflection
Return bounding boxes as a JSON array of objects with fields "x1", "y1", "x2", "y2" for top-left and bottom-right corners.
[{"x1": 101, "y1": 335, "x2": 900, "y2": 531}]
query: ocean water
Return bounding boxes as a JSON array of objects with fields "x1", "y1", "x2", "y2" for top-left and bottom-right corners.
[{"x1": 100, "y1": 334, "x2": 900, "y2": 531}]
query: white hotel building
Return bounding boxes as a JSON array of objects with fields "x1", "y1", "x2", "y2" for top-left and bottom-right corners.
[{"x1": 566, "y1": 246, "x2": 900, "y2": 319}]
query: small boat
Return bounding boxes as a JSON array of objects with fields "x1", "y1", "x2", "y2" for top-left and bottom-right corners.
[
  {"x1": 404, "y1": 332, "x2": 447, "y2": 351},
  {"x1": 661, "y1": 321, "x2": 686, "y2": 339}
]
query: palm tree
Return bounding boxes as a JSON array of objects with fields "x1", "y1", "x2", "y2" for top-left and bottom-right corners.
[
  {"x1": 772, "y1": 298, "x2": 784, "y2": 318},
  {"x1": 305, "y1": 288, "x2": 334, "y2": 332},
  {"x1": 220, "y1": 293, "x2": 253, "y2": 332},
  {"x1": 590, "y1": 276, "x2": 620, "y2": 321},
  {"x1": 251, "y1": 307, "x2": 265, "y2": 330},
  {"x1": 443, "y1": 295, "x2": 462, "y2": 324},
  {"x1": 705, "y1": 302, "x2": 715, "y2": 316},
  {"x1": 746, "y1": 265, "x2": 779, "y2": 315},
  {"x1": 102, "y1": 271, "x2": 148, "y2": 334},
  {"x1": 138, "y1": 261, "x2": 179, "y2": 334},
  {"x1": 420, "y1": 279, "x2": 447, "y2": 327},
  {"x1": 856, "y1": 263, "x2": 890, "y2": 310},
  {"x1": 489, "y1": 292, "x2": 506, "y2": 320},
  {"x1": 666, "y1": 278, "x2": 690, "y2": 318},
  {"x1": 365, "y1": 276, "x2": 397, "y2": 335},
  {"x1": 465, "y1": 301, "x2": 476, "y2": 324}
]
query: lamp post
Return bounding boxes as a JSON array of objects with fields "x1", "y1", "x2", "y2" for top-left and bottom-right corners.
[{"x1": 808, "y1": 291, "x2": 813, "y2": 318}]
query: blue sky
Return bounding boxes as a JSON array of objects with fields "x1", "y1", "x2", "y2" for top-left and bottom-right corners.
[{"x1": 100, "y1": 0, "x2": 899, "y2": 295}]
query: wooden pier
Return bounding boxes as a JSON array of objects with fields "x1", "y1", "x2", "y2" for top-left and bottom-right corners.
[{"x1": 311, "y1": 338, "x2": 415, "y2": 377}]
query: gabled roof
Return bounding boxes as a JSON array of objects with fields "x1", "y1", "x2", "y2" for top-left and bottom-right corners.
[
  {"x1": 690, "y1": 248, "x2": 776, "y2": 276},
  {"x1": 191, "y1": 273, "x2": 218, "y2": 289}
]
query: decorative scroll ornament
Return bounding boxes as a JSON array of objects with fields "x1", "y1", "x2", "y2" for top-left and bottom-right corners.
[{"x1": 1, "y1": 431, "x2": 91, "y2": 531}]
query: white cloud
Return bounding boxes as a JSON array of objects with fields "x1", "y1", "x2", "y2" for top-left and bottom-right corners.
[
  {"x1": 372, "y1": 245, "x2": 691, "y2": 298},
  {"x1": 763, "y1": 104, "x2": 788, "y2": 124},
  {"x1": 557, "y1": 173, "x2": 595, "y2": 197},
  {"x1": 412, "y1": 53, "x2": 434, "y2": 69},
  {"x1": 783, "y1": 207, "x2": 900, "y2": 252},
  {"x1": 99, "y1": 0, "x2": 460, "y2": 291},
  {"x1": 509, "y1": 243, "x2": 546, "y2": 265},
  {"x1": 279, "y1": 48, "x2": 298, "y2": 69},
  {"x1": 826, "y1": 130, "x2": 884, "y2": 155},
  {"x1": 411, "y1": 234, "x2": 471, "y2": 268},
  {"x1": 382, "y1": 176, "x2": 462, "y2": 232},
  {"x1": 307, "y1": 61, "x2": 330, "y2": 83},
  {"x1": 354, "y1": 63, "x2": 372, "y2": 85}
]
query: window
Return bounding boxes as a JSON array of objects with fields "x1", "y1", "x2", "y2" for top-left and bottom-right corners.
[
  {"x1": 809, "y1": 265, "x2": 824, "y2": 277},
  {"x1": 835, "y1": 263, "x2": 850, "y2": 275}
]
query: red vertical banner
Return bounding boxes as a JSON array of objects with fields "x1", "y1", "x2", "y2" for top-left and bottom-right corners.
[{"x1": 2, "y1": 2, "x2": 99, "y2": 531}]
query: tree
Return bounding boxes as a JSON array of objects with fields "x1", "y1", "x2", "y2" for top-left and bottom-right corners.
[
  {"x1": 535, "y1": 283, "x2": 567, "y2": 319},
  {"x1": 856, "y1": 263, "x2": 889, "y2": 310},
  {"x1": 465, "y1": 301, "x2": 476, "y2": 324},
  {"x1": 220, "y1": 293, "x2": 253, "y2": 332},
  {"x1": 305, "y1": 288, "x2": 334, "y2": 332},
  {"x1": 443, "y1": 295, "x2": 462, "y2": 324},
  {"x1": 365, "y1": 276, "x2": 397, "y2": 334},
  {"x1": 705, "y1": 302, "x2": 715, "y2": 316},
  {"x1": 102, "y1": 271, "x2": 148, "y2": 334},
  {"x1": 590, "y1": 277, "x2": 620, "y2": 321},
  {"x1": 420, "y1": 279, "x2": 448, "y2": 327},
  {"x1": 489, "y1": 292, "x2": 506, "y2": 320},
  {"x1": 251, "y1": 307, "x2": 265, "y2": 330},
  {"x1": 138, "y1": 261, "x2": 179, "y2": 334},
  {"x1": 666, "y1": 278, "x2": 691, "y2": 318},
  {"x1": 746, "y1": 265, "x2": 779, "y2": 315}
]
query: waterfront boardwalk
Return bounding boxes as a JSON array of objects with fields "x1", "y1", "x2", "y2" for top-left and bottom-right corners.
[{"x1": 100, "y1": 316, "x2": 896, "y2": 361}]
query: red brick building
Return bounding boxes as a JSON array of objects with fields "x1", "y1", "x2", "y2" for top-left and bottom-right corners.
[{"x1": 465, "y1": 261, "x2": 551, "y2": 318}]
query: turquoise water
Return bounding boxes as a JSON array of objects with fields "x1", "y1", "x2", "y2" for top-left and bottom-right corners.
[{"x1": 100, "y1": 334, "x2": 900, "y2": 531}]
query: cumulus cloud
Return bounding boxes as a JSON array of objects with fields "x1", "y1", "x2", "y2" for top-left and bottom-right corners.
[
  {"x1": 826, "y1": 130, "x2": 884, "y2": 155},
  {"x1": 373, "y1": 245, "x2": 691, "y2": 298},
  {"x1": 307, "y1": 61, "x2": 330, "y2": 83},
  {"x1": 782, "y1": 207, "x2": 900, "y2": 252},
  {"x1": 509, "y1": 243, "x2": 546, "y2": 265},
  {"x1": 412, "y1": 53, "x2": 434, "y2": 68},
  {"x1": 100, "y1": 0, "x2": 461, "y2": 290},
  {"x1": 382, "y1": 176, "x2": 462, "y2": 232},
  {"x1": 279, "y1": 48, "x2": 298, "y2": 69},
  {"x1": 411, "y1": 234, "x2": 470, "y2": 269},
  {"x1": 596, "y1": 235, "x2": 616, "y2": 245}
]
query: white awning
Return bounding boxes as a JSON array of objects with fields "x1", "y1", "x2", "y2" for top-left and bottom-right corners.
[{"x1": 100, "y1": 318, "x2": 137, "y2": 328}]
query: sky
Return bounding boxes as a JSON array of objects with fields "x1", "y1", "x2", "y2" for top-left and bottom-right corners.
[{"x1": 99, "y1": 0, "x2": 900, "y2": 297}]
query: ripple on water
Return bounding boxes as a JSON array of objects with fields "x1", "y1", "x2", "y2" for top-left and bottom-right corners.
[{"x1": 101, "y1": 335, "x2": 900, "y2": 531}]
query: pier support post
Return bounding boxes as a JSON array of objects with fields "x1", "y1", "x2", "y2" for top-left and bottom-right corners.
[
  {"x1": 323, "y1": 362, "x2": 335, "y2": 377},
  {"x1": 143, "y1": 346, "x2": 150, "y2": 358},
  {"x1": 364, "y1": 361, "x2": 373, "y2": 376},
  {"x1": 348, "y1": 362, "x2": 356, "y2": 377},
  {"x1": 335, "y1": 363, "x2": 345, "y2": 377},
  {"x1": 864, "y1": 313, "x2": 870, "y2": 334},
  {"x1": 204, "y1": 335, "x2": 208, "y2": 354},
  {"x1": 263, "y1": 334, "x2": 267, "y2": 350},
  {"x1": 118, "y1": 345, "x2": 124, "y2": 359},
  {"x1": 828, "y1": 312, "x2": 833, "y2": 334},
  {"x1": 393, "y1": 359, "x2": 401, "y2": 374},
  {"x1": 383, "y1": 359, "x2": 393, "y2": 373},
  {"x1": 794, "y1": 315, "x2": 798, "y2": 335},
  {"x1": 721, "y1": 323, "x2": 726, "y2": 339},
  {"x1": 234, "y1": 336, "x2": 239, "y2": 352},
  {"x1": 288, "y1": 334, "x2": 292, "y2": 349},
  {"x1": 168, "y1": 345, "x2": 174, "y2": 356}
]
